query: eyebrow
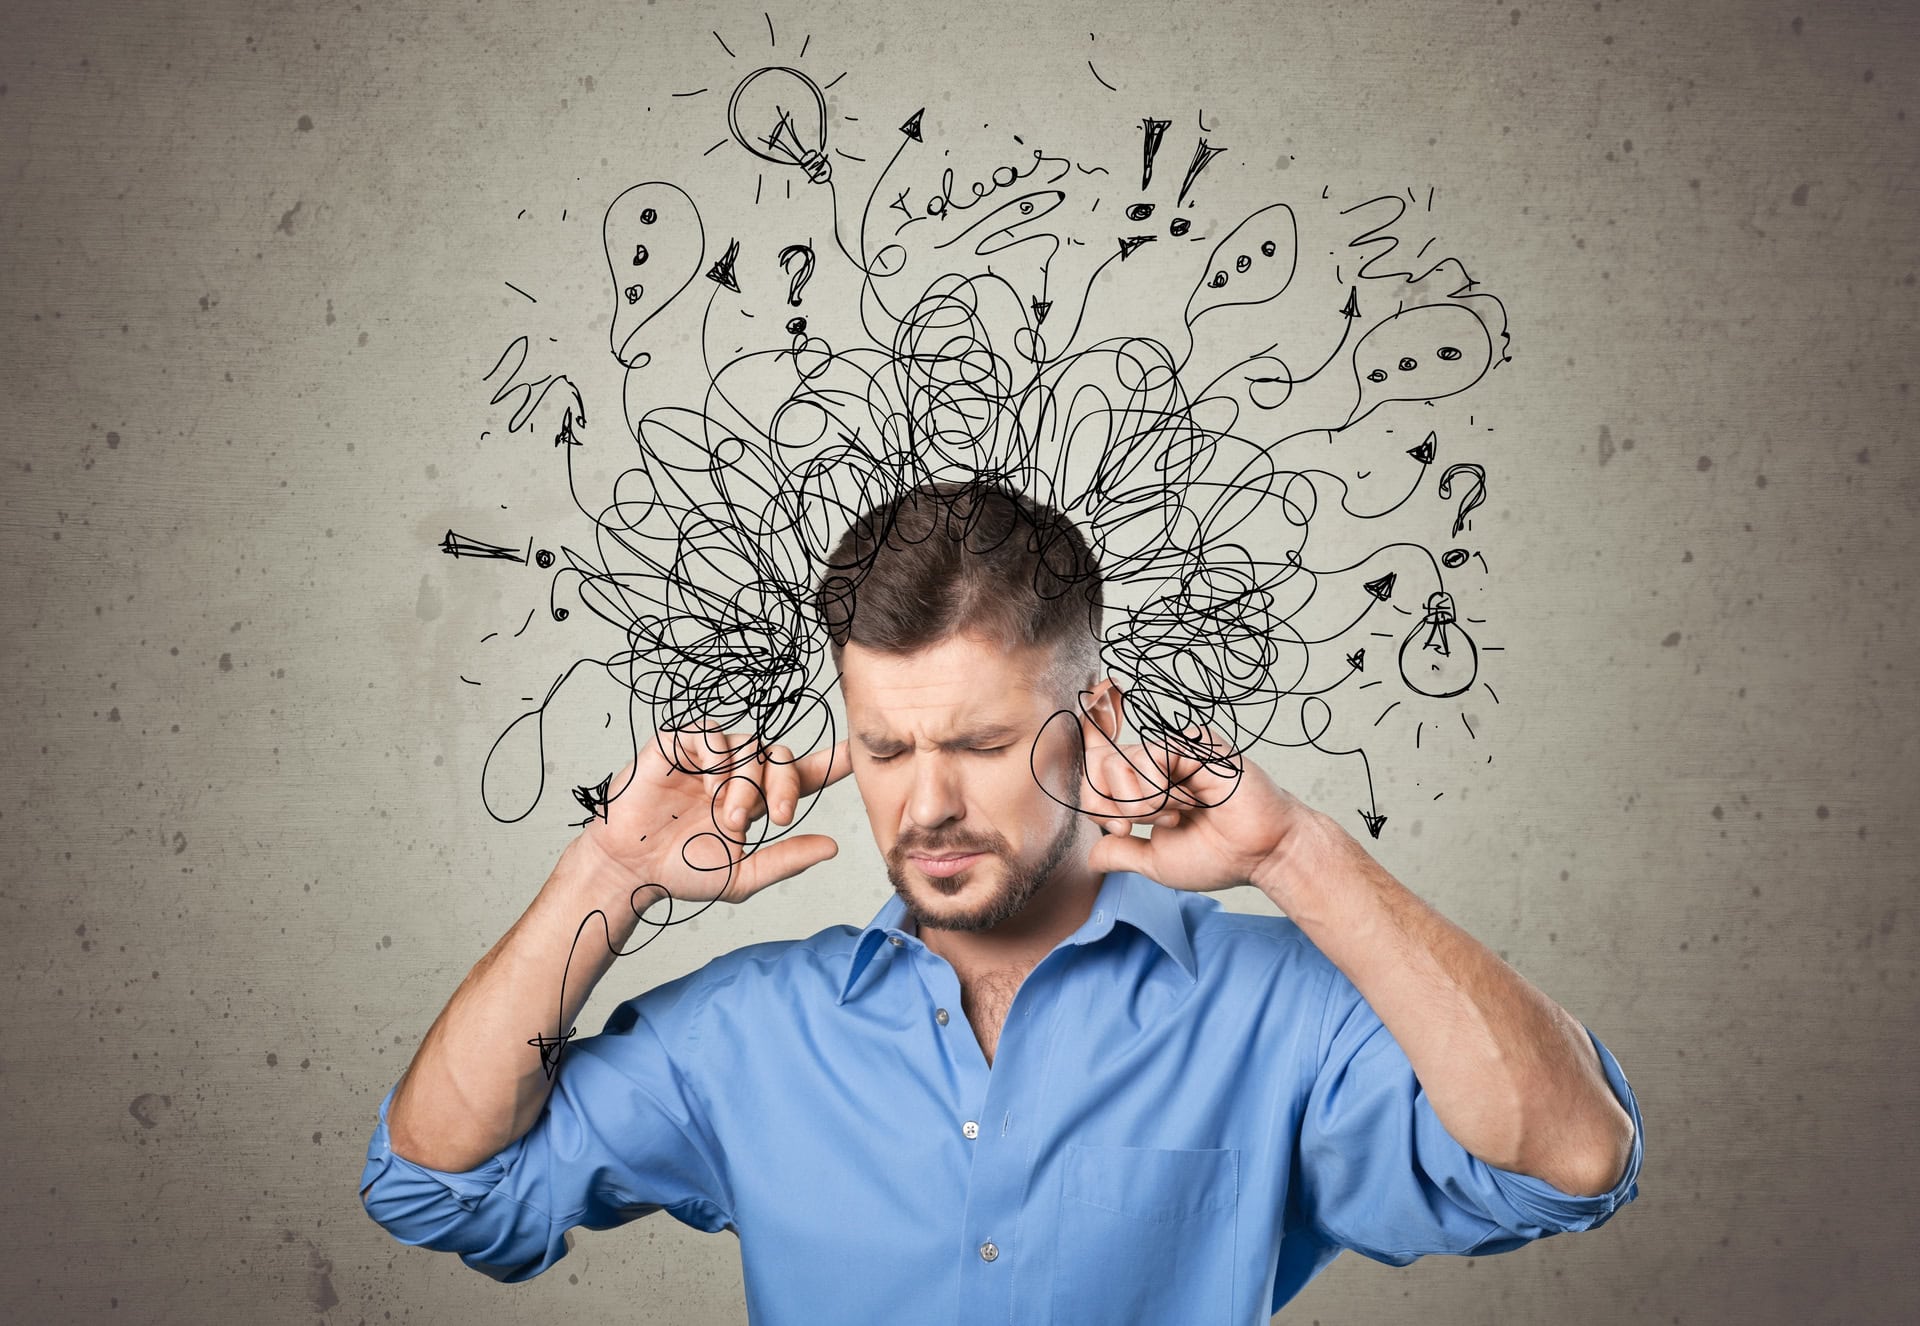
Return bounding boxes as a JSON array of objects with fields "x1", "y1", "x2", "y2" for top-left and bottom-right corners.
[{"x1": 855, "y1": 723, "x2": 1023, "y2": 752}]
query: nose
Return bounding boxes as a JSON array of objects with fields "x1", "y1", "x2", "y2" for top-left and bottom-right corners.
[{"x1": 904, "y1": 753, "x2": 967, "y2": 835}]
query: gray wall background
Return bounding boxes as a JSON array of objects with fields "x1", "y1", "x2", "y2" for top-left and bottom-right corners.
[{"x1": 4, "y1": 0, "x2": 1916, "y2": 1321}]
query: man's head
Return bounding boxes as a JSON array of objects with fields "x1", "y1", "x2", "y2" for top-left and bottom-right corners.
[{"x1": 813, "y1": 479, "x2": 1120, "y2": 933}]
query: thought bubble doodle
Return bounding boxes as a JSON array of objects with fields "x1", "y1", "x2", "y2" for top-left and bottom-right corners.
[
  {"x1": 1185, "y1": 204, "x2": 1298, "y2": 324},
  {"x1": 1346, "y1": 302, "x2": 1493, "y2": 427},
  {"x1": 604, "y1": 182, "x2": 705, "y2": 369}
]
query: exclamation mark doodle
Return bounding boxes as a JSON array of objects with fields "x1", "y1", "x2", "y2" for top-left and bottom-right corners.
[
  {"x1": 1140, "y1": 117, "x2": 1171, "y2": 189},
  {"x1": 1176, "y1": 138, "x2": 1226, "y2": 207}
]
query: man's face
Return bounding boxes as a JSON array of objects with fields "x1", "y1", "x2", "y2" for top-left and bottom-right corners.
[{"x1": 839, "y1": 632, "x2": 1113, "y2": 934}]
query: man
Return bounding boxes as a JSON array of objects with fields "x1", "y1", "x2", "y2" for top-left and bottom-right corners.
[{"x1": 360, "y1": 480, "x2": 1643, "y2": 1323}]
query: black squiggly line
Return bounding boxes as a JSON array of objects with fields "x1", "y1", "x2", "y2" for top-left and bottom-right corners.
[{"x1": 454, "y1": 115, "x2": 1514, "y2": 1075}]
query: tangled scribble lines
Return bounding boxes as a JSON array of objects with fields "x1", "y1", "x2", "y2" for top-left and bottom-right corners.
[{"x1": 437, "y1": 50, "x2": 1516, "y2": 1074}]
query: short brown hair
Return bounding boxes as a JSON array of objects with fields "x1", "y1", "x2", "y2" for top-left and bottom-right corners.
[{"x1": 814, "y1": 478, "x2": 1104, "y2": 692}]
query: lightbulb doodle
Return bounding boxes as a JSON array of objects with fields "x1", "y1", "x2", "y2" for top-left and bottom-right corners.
[{"x1": 436, "y1": 24, "x2": 1516, "y2": 1075}]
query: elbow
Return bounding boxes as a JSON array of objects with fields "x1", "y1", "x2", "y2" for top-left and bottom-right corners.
[
  {"x1": 1558, "y1": 1111, "x2": 1637, "y2": 1198},
  {"x1": 358, "y1": 1155, "x2": 564, "y2": 1283},
  {"x1": 1502, "y1": 1099, "x2": 1637, "y2": 1198},
  {"x1": 1586, "y1": 1113, "x2": 1638, "y2": 1197}
]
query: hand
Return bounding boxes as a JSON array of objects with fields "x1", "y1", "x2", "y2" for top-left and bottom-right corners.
[
  {"x1": 1079, "y1": 723, "x2": 1322, "y2": 894},
  {"x1": 578, "y1": 724, "x2": 852, "y2": 909}
]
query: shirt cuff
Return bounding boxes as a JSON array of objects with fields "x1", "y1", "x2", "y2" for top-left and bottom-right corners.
[
  {"x1": 359, "y1": 1081, "x2": 525, "y2": 1216},
  {"x1": 1477, "y1": 1023, "x2": 1644, "y2": 1236}
]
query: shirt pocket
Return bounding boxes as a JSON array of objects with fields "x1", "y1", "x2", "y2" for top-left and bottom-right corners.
[{"x1": 1050, "y1": 1144, "x2": 1240, "y2": 1326}]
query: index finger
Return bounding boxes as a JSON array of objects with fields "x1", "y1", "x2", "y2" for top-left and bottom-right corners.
[
  {"x1": 1084, "y1": 741, "x2": 1173, "y2": 818},
  {"x1": 1152, "y1": 724, "x2": 1242, "y2": 802},
  {"x1": 794, "y1": 738, "x2": 852, "y2": 796},
  {"x1": 1096, "y1": 730, "x2": 1226, "y2": 809}
]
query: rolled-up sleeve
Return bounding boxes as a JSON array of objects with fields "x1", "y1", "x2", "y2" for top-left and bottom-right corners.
[
  {"x1": 1294, "y1": 970, "x2": 1643, "y2": 1267},
  {"x1": 358, "y1": 979, "x2": 734, "y2": 1282}
]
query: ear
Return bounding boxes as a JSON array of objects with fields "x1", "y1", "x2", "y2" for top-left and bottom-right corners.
[{"x1": 1078, "y1": 675, "x2": 1124, "y2": 750}]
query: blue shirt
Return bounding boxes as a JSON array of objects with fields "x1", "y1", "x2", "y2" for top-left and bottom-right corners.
[{"x1": 360, "y1": 870, "x2": 1643, "y2": 1324}]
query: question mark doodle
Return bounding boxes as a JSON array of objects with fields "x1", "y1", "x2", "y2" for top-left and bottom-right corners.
[
  {"x1": 462, "y1": 104, "x2": 1531, "y2": 1087},
  {"x1": 1437, "y1": 462, "x2": 1486, "y2": 536},
  {"x1": 778, "y1": 242, "x2": 816, "y2": 307}
]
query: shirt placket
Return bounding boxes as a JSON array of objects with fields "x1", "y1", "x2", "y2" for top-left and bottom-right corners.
[{"x1": 905, "y1": 936, "x2": 1070, "y2": 1326}]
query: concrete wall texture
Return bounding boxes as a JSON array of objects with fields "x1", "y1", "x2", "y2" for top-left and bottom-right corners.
[{"x1": 4, "y1": 0, "x2": 1916, "y2": 1321}]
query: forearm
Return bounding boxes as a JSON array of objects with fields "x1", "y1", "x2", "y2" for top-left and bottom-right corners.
[
  {"x1": 386, "y1": 833, "x2": 651, "y2": 1172},
  {"x1": 1258, "y1": 812, "x2": 1634, "y2": 1196}
]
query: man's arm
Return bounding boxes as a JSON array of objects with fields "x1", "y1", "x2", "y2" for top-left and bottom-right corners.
[
  {"x1": 379, "y1": 832, "x2": 648, "y2": 1174},
  {"x1": 359, "y1": 733, "x2": 844, "y2": 1280},
  {"x1": 380, "y1": 732, "x2": 843, "y2": 1176},
  {"x1": 358, "y1": 827, "x2": 745, "y2": 1283},
  {"x1": 1255, "y1": 812, "x2": 1636, "y2": 1197}
]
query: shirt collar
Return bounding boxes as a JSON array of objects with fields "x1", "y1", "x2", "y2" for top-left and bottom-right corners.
[{"x1": 836, "y1": 870, "x2": 1198, "y2": 1005}]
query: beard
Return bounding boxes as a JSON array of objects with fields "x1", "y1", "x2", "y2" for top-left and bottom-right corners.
[{"x1": 884, "y1": 742, "x2": 1086, "y2": 934}]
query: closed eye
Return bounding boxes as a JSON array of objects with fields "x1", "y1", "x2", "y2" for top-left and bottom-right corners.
[{"x1": 867, "y1": 746, "x2": 1011, "y2": 763}]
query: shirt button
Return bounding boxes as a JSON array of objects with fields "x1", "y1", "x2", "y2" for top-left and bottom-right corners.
[
  {"x1": 979, "y1": 1241, "x2": 999, "y2": 1262},
  {"x1": 962, "y1": 1120, "x2": 979, "y2": 1139},
  {"x1": 935, "y1": 1007, "x2": 949, "y2": 1025},
  {"x1": 889, "y1": 935, "x2": 904, "y2": 947}
]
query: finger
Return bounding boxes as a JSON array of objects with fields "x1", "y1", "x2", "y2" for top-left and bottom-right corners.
[
  {"x1": 1084, "y1": 742, "x2": 1169, "y2": 820},
  {"x1": 729, "y1": 736, "x2": 794, "y2": 832},
  {"x1": 796, "y1": 738, "x2": 852, "y2": 796},
  {"x1": 664, "y1": 718, "x2": 722, "y2": 777},
  {"x1": 747, "y1": 744, "x2": 787, "y2": 827},
  {"x1": 732, "y1": 833, "x2": 840, "y2": 899},
  {"x1": 1096, "y1": 805, "x2": 1179, "y2": 834},
  {"x1": 766, "y1": 744, "x2": 798, "y2": 825},
  {"x1": 1142, "y1": 725, "x2": 1234, "y2": 802},
  {"x1": 707, "y1": 729, "x2": 737, "y2": 827},
  {"x1": 1126, "y1": 773, "x2": 1195, "y2": 824},
  {"x1": 712, "y1": 730, "x2": 757, "y2": 831},
  {"x1": 1086, "y1": 823, "x2": 1155, "y2": 877},
  {"x1": 744, "y1": 742, "x2": 778, "y2": 827},
  {"x1": 704, "y1": 721, "x2": 746, "y2": 778},
  {"x1": 732, "y1": 735, "x2": 774, "y2": 831},
  {"x1": 1145, "y1": 727, "x2": 1205, "y2": 786},
  {"x1": 1180, "y1": 722, "x2": 1238, "y2": 775}
]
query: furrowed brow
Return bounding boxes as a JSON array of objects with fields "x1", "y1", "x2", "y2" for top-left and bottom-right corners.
[
  {"x1": 855, "y1": 723, "x2": 1023, "y2": 752},
  {"x1": 946, "y1": 723, "x2": 1021, "y2": 747}
]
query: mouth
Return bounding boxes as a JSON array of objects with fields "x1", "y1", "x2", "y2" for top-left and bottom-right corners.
[{"x1": 908, "y1": 851, "x2": 987, "y2": 879}]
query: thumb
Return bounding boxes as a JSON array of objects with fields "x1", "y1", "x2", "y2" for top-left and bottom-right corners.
[
  {"x1": 1085, "y1": 825, "x2": 1154, "y2": 878},
  {"x1": 732, "y1": 833, "x2": 840, "y2": 901}
]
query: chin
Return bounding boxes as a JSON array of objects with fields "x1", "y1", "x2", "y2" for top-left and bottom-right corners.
[
  {"x1": 899, "y1": 862, "x2": 1037, "y2": 933},
  {"x1": 910, "y1": 868, "x2": 995, "y2": 910},
  {"x1": 912, "y1": 895, "x2": 1013, "y2": 934}
]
